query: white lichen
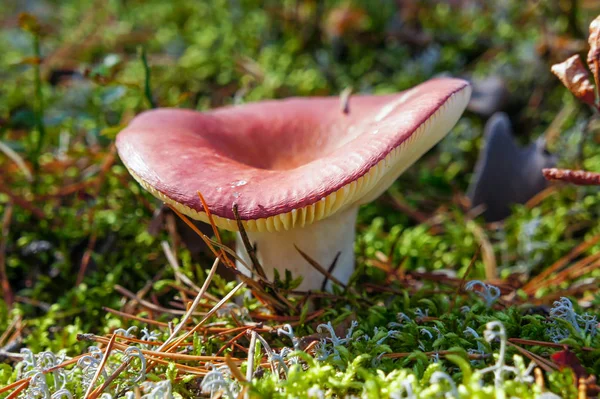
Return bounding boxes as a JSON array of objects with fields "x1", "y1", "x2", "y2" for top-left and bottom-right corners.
[{"x1": 464, "y1": 280, "x2": 501, "y2": 308}]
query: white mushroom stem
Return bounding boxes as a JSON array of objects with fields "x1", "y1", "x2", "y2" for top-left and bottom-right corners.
[{"x1": 235, "y1": 206, "x2": 359, "y2": 291}]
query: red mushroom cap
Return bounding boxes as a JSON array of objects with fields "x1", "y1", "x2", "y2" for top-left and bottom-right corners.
[{"x1": 117, "y1": 78, "x2": 470, "y2": 232}]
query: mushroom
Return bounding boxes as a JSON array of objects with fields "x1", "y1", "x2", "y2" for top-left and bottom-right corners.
[
  {"x1": 467, "y1": 112, "x2": 556, "y2": 222},
  {"x1": 116, "y1": 78, "x2": 471, "y2": 290}
]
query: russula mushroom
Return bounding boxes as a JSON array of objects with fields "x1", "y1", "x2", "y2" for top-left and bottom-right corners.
[{"x1": 116, "y1": 78, "x2": 471, "y2": 290}]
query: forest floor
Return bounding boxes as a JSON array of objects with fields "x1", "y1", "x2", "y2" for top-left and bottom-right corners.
[{"x1": 0, "y1": 1, "x2": 599, "y2": 398}]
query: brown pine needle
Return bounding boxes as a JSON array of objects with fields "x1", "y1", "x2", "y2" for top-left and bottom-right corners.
[
  {"x1": 383, "y1": 350, "x2": 486, "y2": 360},
  {"x1": 213, "y1": 326, "x2": 271, "y2": 337},
  {"x1": 107, "y1": 335, "x2": 163, "y2": 347},
  {"x1": 449, "y1": 248, "x2": 480, "y2": 313},
  {"x1": 169, "y1": 208, "x2": 275, "y2": 304},
  {"x1": 507, "y1": 342, "x2": 558, "y2": 373},
  {"x1": 142, "y1": 355, "x2": 207, "y2": 375},
  {"x1": 0, "y1": 203, "x2": 14, "y2": 309},
  {"x1": 0, "y1": 141, "x2": 33, "y2": 182},
  {"x1": 0, "y1": 316, "x2": 20, "y2": 348},
  {"x1": 169, "y1": 204, "x2": 290, "y2": 313},
  {"x1": 162, "y1": 281, "x2": 246, "y2": 354},
  {"x1": 0, "y1": 355, "x2": 85, "y2": 395},
  {"x1": 203, "y1": 236, "x2": 254, "y2": 274},
  {"x1": 226, "y1": 354, "x2": 247, "y2": 382},
  {"x1": 168, "y1": 205, "x2": 227, "y2": 265},
  {"x1": 525, "y1": 186, "x2": 557, "y2": 209},
  {"x1": 524, "y1": 234, "x2": 600, "y2": 294},
  {"x1": 114, "y1": 285, "x2": 205, "y2": 316},
  {"x1": 216, "y1": 329, "x2": 251, "y2": 356},
  {"x1": 199, "y1": 238, "x2": 294, "y2": 311},
  {"x1": 78, "y1": 334, "x2": 242, "y2": 362},
  {"x1": 197, "y1": 191, "x2": 235, "y2": 269},
  {"x1": 508, "y1": 338, "x2": 594, "y2": 352},
  {"x1": 237, "y1": 386, "x2": 250, "y2": 399},
  {"x1": 294, "y1": 245, "x2": 346, "y2": 289},
  {"x1": 84, "y1": 333, "x2": 117, "y2": 399},
  {"x1": 232, "y1": 202, "x2": 266, "y2": 279},
  {"x1": 77, "y1": 231, "x2": 97, "y2": 286},
  {"x1": 0, "y1": 181, "x2": 45, "y2": 220},
  {"x1": 321, "y1": 252, "x2": 341, "y2": 291},
  {"x1": 196, "y1": 191, "x2": 223, "y2": 245},
  {"x1": 102, "y1": 307, "x2": 179, "y2": 329},
  {"x1": 89, "y1": 358, "x2": 133, "y2": 399},
  {"x1": 169, "y1": 212, "x2": 262, "y2": 305},
  {"x1": 157, "y1": 256, "x2": 220, "y2": 352},
  {"x1": 540, "y1": 252, "x2": 600, "y2": 289},
  {"x1": 5, "y1": 380, "x2": 29, "y2": 399},
  {"x1": 386, "y1": 192, "x2": 431, "y2": 224},
  {"x1": 161, "y1": 241, "x2": 220, "y2": 302},
  {"x1": 470, "y1": 224, "x2": 497, "y2": 280},
  {"x1": 2, "y1": 380, "x2": 29, "y2": 398}
]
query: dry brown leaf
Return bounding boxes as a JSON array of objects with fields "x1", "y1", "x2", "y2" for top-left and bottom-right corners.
[
  {"x1": 18, "y1": 13, "x2": 41, "y2": 35},
  {"x1": 551, "y1": 55, "x2": 596, "y2": 106},
  {"x1": 551, "y1": 349, "x2": 600, "y2": 395},
  {"x1": 325, "y1": 6, "x2": 367, "y2": 37},
  {"x1": 587, "y1": 15, "x2": 600, "y2": 87},
  {"x1": 543, "y1": 168, "x2": 600, "y2": 186},
  {"x1": 552, "y1": 349, "x2": 589, "y2": 380}
]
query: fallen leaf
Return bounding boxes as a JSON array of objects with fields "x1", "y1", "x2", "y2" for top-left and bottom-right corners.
[
  {"x1": 324, "y1": 6, "x2": 367, "y2": 38},
  {"x1": 18, "y1": 13, "x2": 41, "y2": 35},
  {"x1": 551, "y1": 55, "x2": 596, "y2": 106},
  {"x1": 551, "y1": 349, "x2": 600, "y2": 396},
  {"x1": 17, "y1": 57, "x2": 42, "y2": 66},
  {"x1": 587, "y1": 15, "x2": 600, "y2": 86},
  {"x1": 543, "y1": 168, "x2": 600, "y2": 186},
  {"x1": 551, "y1": 349, "x2": 589, "y2": 380}
]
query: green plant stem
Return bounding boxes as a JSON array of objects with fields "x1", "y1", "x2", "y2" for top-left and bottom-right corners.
[
  {"x1": 140, "y1": 47, "x2": 156, "y2": 109},
  {"x1": 31, "y1": 34, "x2": 46, "y2": 189}
]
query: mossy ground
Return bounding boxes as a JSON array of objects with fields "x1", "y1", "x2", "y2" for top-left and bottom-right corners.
[{"x1": 0, "y1": 1, "x2": 599, "y2": 398}]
